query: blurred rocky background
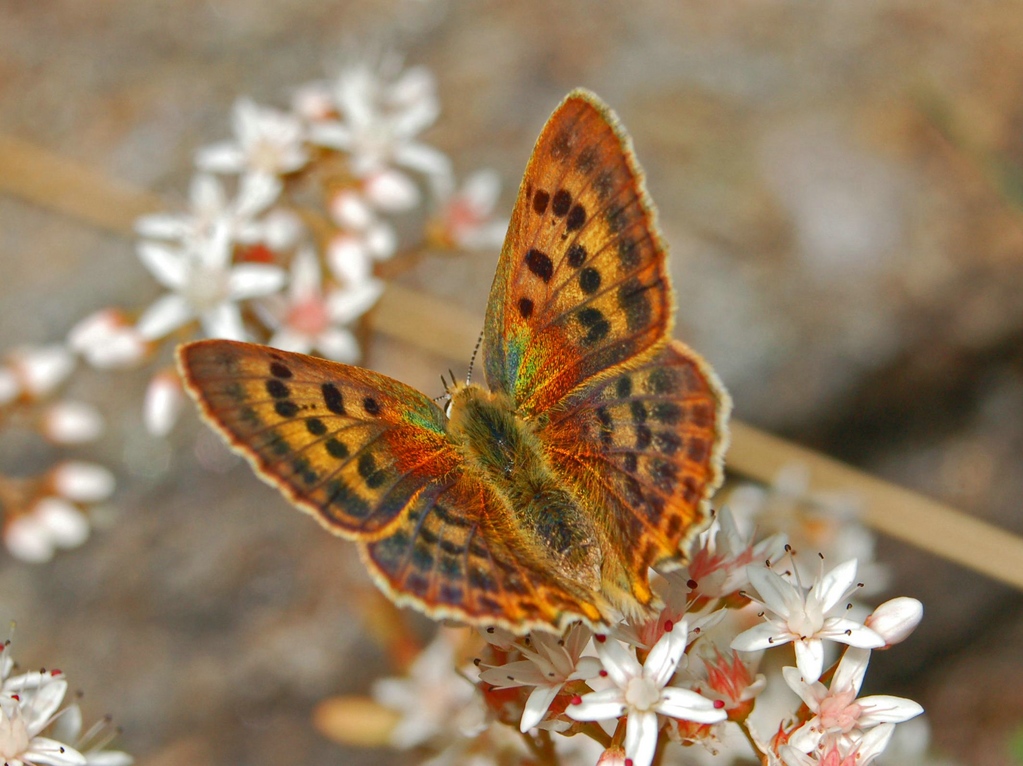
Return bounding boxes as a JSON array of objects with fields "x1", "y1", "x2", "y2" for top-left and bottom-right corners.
[{"x1": 1, "y1": 2, "x2": 1022, "y2": 764}]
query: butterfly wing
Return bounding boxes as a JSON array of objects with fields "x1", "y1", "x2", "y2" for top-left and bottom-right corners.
[
  {"x1": 538, "y1": 340, "x2": 730, "y2": 606},
  {"x1": 482, "y1": 89, "x2": 673, "y2": 417},
  {"x1": 359, "y1": 472, "x2": 606, "y2": 633},
  {"x1": 177, "y1": 339, "x2": 457, "y2": 539},
  {"x1": 178, "y1": 339, "x2": 608, "y2": 633}
]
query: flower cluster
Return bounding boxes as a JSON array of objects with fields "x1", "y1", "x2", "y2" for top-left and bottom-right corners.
[
  {"x1": 0, "y1": 52, "x2": 507, "y2": 562},
  {"x1": 317, "y1": 506, "x2": 931, "y2": 766},
  {"x1": 0, "y1": 345, "x2": 115, "y2": 562},
  {"x1": 0, "y1": 638, "x2": 131, "y2": 765}
]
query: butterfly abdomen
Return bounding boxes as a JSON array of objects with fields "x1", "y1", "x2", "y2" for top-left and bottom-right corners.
[{"x1": 446, "y1": 384, "x2": 601, "y2": 589}]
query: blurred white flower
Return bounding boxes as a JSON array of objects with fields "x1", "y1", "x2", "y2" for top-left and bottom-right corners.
[
  {"x1": 434, "y1": 169, "x2": 508, "y2": 250},
  {"x1": 726, "y1": 464, "x2": 889, "y2": 595},
  {"x1": 40, "y1": 401, "x2": 104, "y2": 445},
  {"x1": 49, "y1": 461, "x2": 115, "y2": 504},
  {"x1": 67, "y1": 310, "x2": 147, "y2": 370},
  {"x1": 372, "y1": 630, "x2": 482, "y2": 750},
  {"x1": 6, "y1": 346, "x2": 75, "y2": 399},
  {"x1": 327, "y1": 189, "x2": 398, "y2": 266},
  {"x1": 136, "y1": 173, "x2": 280, "y2": 248},
  {"x1": 310, "y1": 54, "x2": 450, "y2": 184},
  {"x1": 143, "y1": 370, "x2": 186, "y2": 438},
  {"x1": 261, "y1": 248, "x2": 383, "y2": 362},
  {"x1": 136, "y1": 220, "x2": 286, "y2": 341},
  {"x1": 0, "y1": 368, "x2": 21, "y2": 406},
  {"x1": 196, "y1": 97, "x2": 308, "y2": 183},
  {"x1": 4, "y1": 498, "x2": 90, "y2": 563}
]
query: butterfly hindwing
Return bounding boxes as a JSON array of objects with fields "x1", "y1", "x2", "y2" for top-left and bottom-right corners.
[
  {"x1": 177, "y1": 340, "x2": 457, "y2": 539},
  {"x1": 483, "y1": 90, "x2": 673, "y2": 417},
  {"x1": 540, "y1": 340, "x2": 730, "y2": 604},
  {"x1": 360, "y1": 472, "x2": 606, "y2": 633}
]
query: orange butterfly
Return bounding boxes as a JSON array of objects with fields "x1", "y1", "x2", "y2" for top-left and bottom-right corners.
[{"x1": 177, "y1": 89, "x2": 730, "y2": 635}]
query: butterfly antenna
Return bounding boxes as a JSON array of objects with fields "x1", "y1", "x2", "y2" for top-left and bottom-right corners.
[{"x1": 466, "y1": 329, "x2": 484, "y2": 384}]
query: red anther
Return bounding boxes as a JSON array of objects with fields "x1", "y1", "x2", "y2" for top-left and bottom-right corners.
[
  {"x1": 11, "y1": 694, "x2": 19, "y2": 701},
  {"x1": 570, "y1": 695, "x2": 582, "y2": 705},
  {"x1": 625, "y1": 759, "x2": 634, "y2": 766},
  {"x1": 595, "y1": 634, "x2": 607, "y2": 643},
  {"x1": 714, "y1": 699, "x2": 726, "y2": 709},
  {"x1": 51, "y1": 669, "x2": 62, "y2": 676},
  {"x1": 599, "y1": 669, "x2": 608, "y2": 677},
  {"x1": 664, "y1": 619, "x2": 674, "y2": 632},
  {"x1": 687, "y1": 579, "x2": 698, "y2": 590}
]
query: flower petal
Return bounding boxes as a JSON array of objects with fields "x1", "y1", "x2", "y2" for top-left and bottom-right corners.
[
  {"x1": 832, "y1": 646, "x2": 871, "y2": 695},
  {"x1": 24, "y1": 737, "x2": 87, "y2": 766},
  {"x1": 794, "y1": 638, "x2": 824, "y2": 683},
  {"x1": 815, "y1": 558, "x2": 858, "y2": 614},
  {"x1": 746, "y1": 564, "x2": 798, "y2": 618},
  {"x1": 820, "y1": 618, "x2": 885, "y2": 649},
  {"x1": 201, "y1": 302, "x2": 246, "y2": 341},
  {"x1": 520, "y1": 685, "x2": 560, "y2": 732},
  {"x1": 136, "y1": 294, "x2": 195, "y2": 339},
  {"x1": 731, "y1": 621, "x2": 793, "y2": 652},
  {"x1": 227, "y1": 264, "x2": 287, "y2": 300},
  {"x1": 657, "y1": 687, "x2": 727, "y2": 724},
  {"x1": 137, "y1": 242, "x2": 188, "y2": 289},
  {"x1": 645, "y1": 621, "x2": 688, "y2": 688},
  {"x1": 195, "y1": 142, "x2": 246, "y2": 173},
  {"x1": 781, "y1": 665, "x2": 822, "y2": 710},
  {"x1": 866, "y1": 597, "x2": 923, "y2": 646},
  {"x1": 565, "y1": 688, "x2": 626, "y2": 722},
  {"x1": 595, "y1": 637, "x2": 642, "y2": 688},
  {"x1": 315, "y1": 328, "x2": 360, "y2": 363},
  {"x1": 624, "y1": 710, "x2": 659, "y2": 766},
  {"x1": 856, "y1": 694, "x2": 924, "y2": 726}
]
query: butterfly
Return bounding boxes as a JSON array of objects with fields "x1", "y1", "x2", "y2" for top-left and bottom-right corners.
[{"x1": 177, "y1": 89, "x2": 730, "y2": 635}]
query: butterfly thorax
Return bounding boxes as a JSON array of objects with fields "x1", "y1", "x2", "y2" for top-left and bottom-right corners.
[{"x1": 446, "y1": 383, "x2": 601, "y2": 588}]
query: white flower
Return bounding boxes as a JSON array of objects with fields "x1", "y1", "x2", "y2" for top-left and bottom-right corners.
[
  {"x1": 49, "y1": 462, "x2": 115, "y2": 503},
  {"x1": 433, "y1": 169, "x2": 508, "y2": 250},
  {"x1": 4, "y1": 498, "x2": 90, "y2": 563},
  {"x1": 136, "y1": 220, "x2": 286, "y2": 341},
  {"x1": 372, "y1": 630, "x2": 481, "y2": 750},
  {"x1": 309, "y1": 54, "x2": 450, "y2": 183},
  {"x1": 67, "y1": 310, "x2": 147, "y2": 370},
  {"x1": 196, "y1": 98, "x2": 307, "y2": 182},
  {"x1": 136, "y1": 173, "x2": 280, "y2": 248},
  {"x1": 6, "y1": 346, "x2": 75, "y2": 399},
  {"x1": 566, "y1": 622, "x2": 726, "y2": 766},
  {"x1": 0, "y1": 368, "x2": 19, "y2": 406},
  {"x1": 143, "y1": 370, "x2": 186, "y2": 437},
  {"x1": 726, "y1": 464, "x2": 888, "y2": 596},
  {"x1": 783, "y1": 647, "x2": 922, "y2": 754},
  {"x1": 780, "y1": 722, "x2": 895, "y2": 766},
  {"x1": 261, "y1": 247, "x2": 382, "y2": 362},
  {"x1": 0, "y1": 673, "x2": 86, "y2": 766},
  {"x1": 40, "y1": 402, "x2": 104, "y2": 444},
  {"x1": 731, "y1": 559, "x2": 885, "y2": 682},
  {"x1": 478, "y1": 624, "x2": 602, "y2": 732}
]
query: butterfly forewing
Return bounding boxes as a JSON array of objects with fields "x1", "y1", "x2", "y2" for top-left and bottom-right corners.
[
  {"x1": 177, "y1": 340, "x2": 456, "y2": 539},
  {"x1": 483, "y1": 90, "x2": 673, "y2": 417},
  {"x1": 540, "y1": 341, "x2": 730, "y2": 602}
]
